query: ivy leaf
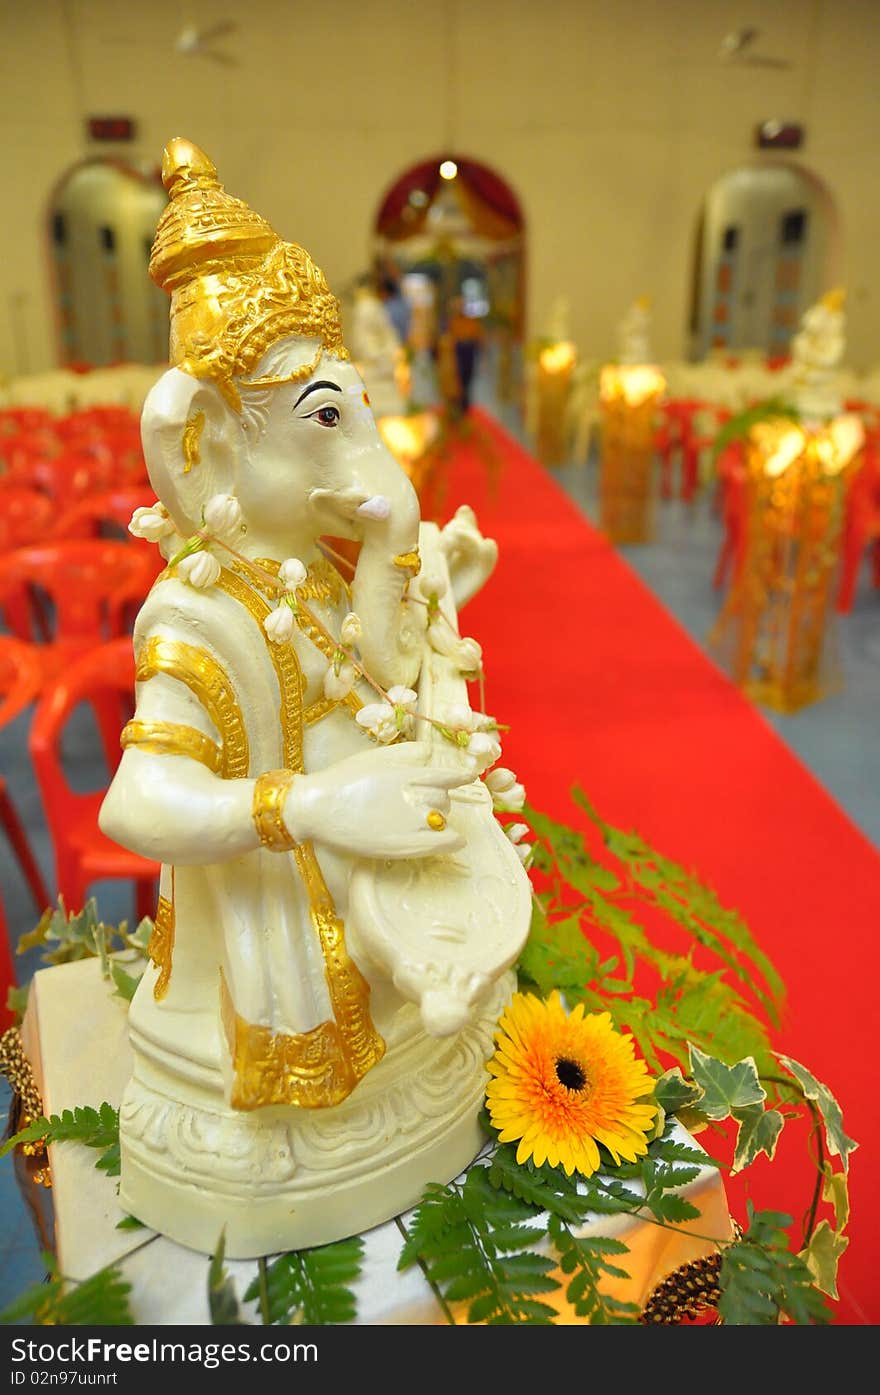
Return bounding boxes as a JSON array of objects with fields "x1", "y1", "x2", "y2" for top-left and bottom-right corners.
[
  {"x1": 821, "y1": 1166, "x2": 850, "y2": 1235},
  {"x1": 110, "y1": 962, "x2": 142, "y2": 1002},
  {"x1": 115, "y1": 1215, "x2": 146, "y2": 1231},
  {"x1": 718, "y1": 1206, "x2": 832, "y2": 1325},
  {"x1": 654, "y1": 1067, "x2": 704, "y2": 1116},
  {"x1": 799, "y1": 1219, "x2": 848, "y2": 1301},
  {"x1": 1, "y1": 1103, "x2": 121, "y2": 1177},
  {"x1": 5, "y1": 983, "x2": 29, "y2": 1023},
  {"x1": 776, "y1": 1055, "x2": 858, "y2": 1172},
  {"x1": 0, "y1": 1256, "x2": 133, "y2": 1326},
  {"x1": 732, "y1": 1104, "x2": 785, "y2": 1173},
  {"x1": 127, "y1": 917, "x2": 154, "y2": 952},
  {"x1": 208, "y1": 1230, "x2": 249, "y2": 1326},
  {"x1": 688, "y1": 1046, "x2": 765, "y2": 1120},
  {"x1": 244, "y1": 1238, "x2": 363, "y2": 1325}
]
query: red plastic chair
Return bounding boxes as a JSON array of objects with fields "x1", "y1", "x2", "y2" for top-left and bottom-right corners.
[
  {"x1": 6, "y1": 449, "x2": 113, "y2": 511},
  {"x1": 0, "y1": 635, "x2": 52, "y2": 917},
  {"x1": 712, "y1": 441, "x2": 749, "y2": 591},
  {"x1": 0, "y1": 485, "x2": 55, "y2": 548},
  {"x1": 0, "y1": 539, "x2": 158, "y2": 673},
  {"x1": 837, "y1": 430, "x2": 880, "y2": 611},
  {"x1": 28, "y1": 638, "x2": 159, "y2": 923},
  {"x1": 55, "y1": 406, "x2": 140, "y2": 442},
  {"x1": 659, "y1": 398, "x2": 708, "y2": 501},
  {"x1": 51, "y1": 487, "x2": 164, "y2": 575},
  {"x1": 1, "y1": 426, "x2": 62, "y2": 473},
  {"x1": 682, "y1": 404, "x2": 733, "y2": 504},
  {"x1": 0, "y1": 408, "x2": 56, "y2": 437},
  {"x1": 654, "y1": 405, "x2": 678, "y2": 501}
]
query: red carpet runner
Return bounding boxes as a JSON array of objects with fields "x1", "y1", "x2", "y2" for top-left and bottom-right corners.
[{"x1": 428, "y1": 408, "x2": 879, "y2": 1325}]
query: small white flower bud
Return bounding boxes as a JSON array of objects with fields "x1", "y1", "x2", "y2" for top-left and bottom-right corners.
[
  {"x1": 443, "y1": 703, "x2": 474, "y2": 731},
  {"x1": 340, "y1": 612, "x2": 362, "y2": 647},
  {"x1": 203, "y1": 493, "x2": 242, "y2": 535},
  {"x1": 355, "y1": 702, "x2": 398, "y2": 743},
  {"x1": 178, "y1": 551, "x2": 221, "y2": 589},
  {"x1": 386, "y1": 685, "x2": 418, "y2": 709},
  {"x1": 128, "y1": 505, "x2": 173, "y2": 543},
  {"x1": 454, "y1": 637, "x2": 483, "y2": 674},
  {"x1": 506, "y1": 823, "x2": 530, "y2": 845},
  {"x1": 494, "y1": 783, "x2": 526, "y2": 813},
  {"x1": 486, "y1": 767, "x2": 517, "y2": 794},
  {"x1": 323, "y1": 661, "x2": 356, "y2": 701},
  {"x1": 279, "y1": 557, "x2": 308, "y2": 591},
  {"x1": 418, "y1": 570, "x2": 448, "y2": 602},
  {"x1": 467, "y1": 731, "x2": 502, "y2": 771},
  {"x1": 263, "y1": 603, "x2": 296, "y2": 643}
]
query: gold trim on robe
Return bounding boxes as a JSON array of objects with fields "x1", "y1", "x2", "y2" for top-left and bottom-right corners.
[
  {"x1": 134, "y1": 636, "x2": 249, "y2": 778},
  {"x1": 121, "y1": 718, "x2": 223, "y2": 773},
  {"x1": 148, "y1": 882, "x2": 175, "y2": 1002},
  {"x1": 212, "y1": 565, "x2": 385, "y2": 1109}
]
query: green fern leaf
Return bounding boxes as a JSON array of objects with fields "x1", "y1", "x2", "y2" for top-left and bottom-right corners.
[
  {"x1": 0, "y1": 1257, "x2": 133, "y2": 1326},
  {"x1": 1, "y1": 1102, "x2": 121, "y2": 1176},
  {"x1": 208, "y1": 1230, "x2": 248, "y2": 1325},
  {"x1": 718, "y1": 1206, "x2": 832, "y2": 1325},
  {"x1": 244, "y1": 1238, "x2": 363, "y2": 1325},
  {"x1": 400, "y1": 1166, "x2": 562, "y2": 1324},
  {"x1": 571, "y1": 788, "x2": 784, "y2": 1016},
  {"x1": 547, "y1": 1215, "x2": 639, "y2": 1324},
  {"x1": 487, "y1": 1146, "x2": 588, "y2": 1223}
]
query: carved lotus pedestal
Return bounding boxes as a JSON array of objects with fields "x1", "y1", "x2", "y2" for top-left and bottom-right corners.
[{"x1": 118, "y1": 965, "x2": 513, "y2": 1258}]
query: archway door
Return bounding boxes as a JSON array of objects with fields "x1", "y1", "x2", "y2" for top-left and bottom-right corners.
[
  {"x1": 694, "y1": 163, "x2": 839, "y2": 358},
  {"x1": 49, "y1": 159, "x2": 169, "y2": 368},
  {"x1": 374, "y1": 155, "x2": 525, "y2": 337}
]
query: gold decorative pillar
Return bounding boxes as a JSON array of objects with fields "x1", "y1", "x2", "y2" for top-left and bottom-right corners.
[
  {"x1": 534, "y1": 340, "x2": 577, "y2": 465},
  {"x1": 708, "y1": 415, "x2": 864, "y2": 713},
  {"x1": 598, "y1": 364, "x2": 666, "y2": 544}
]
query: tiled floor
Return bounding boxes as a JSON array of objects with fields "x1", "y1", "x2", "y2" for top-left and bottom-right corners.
[{"x1": 2, "y1": 358, "x2": 878, "y2": 1314}]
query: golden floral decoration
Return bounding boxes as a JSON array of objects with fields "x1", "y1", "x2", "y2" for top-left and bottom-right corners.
[{"x1": 485, "y1": 990, "x2": 656, "y2": 1176}]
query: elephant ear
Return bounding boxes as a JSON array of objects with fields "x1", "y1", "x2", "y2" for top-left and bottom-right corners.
[{"x1": 141, "y1": 368, "x2": 242, "y2": 538}]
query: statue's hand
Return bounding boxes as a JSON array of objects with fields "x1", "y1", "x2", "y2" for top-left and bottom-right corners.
[
  {"x1": 438, "y1": 505, "x2": 499, "y2": 609},
  {"x1": 286, "y1": 742, "x2": 475, "y2": 859}
]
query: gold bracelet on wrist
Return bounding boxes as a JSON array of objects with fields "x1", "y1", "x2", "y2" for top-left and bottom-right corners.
[
  {"x1": 391, "y1": 549, "x2": 421, "y2": 577},
  {"x1": 252, "y1": 769, "x2": 299, "y2": 851}
]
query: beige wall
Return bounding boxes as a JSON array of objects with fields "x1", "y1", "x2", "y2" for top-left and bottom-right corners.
[{"x1": 2, "y1": 0, "x2": 878, "y2": 377}]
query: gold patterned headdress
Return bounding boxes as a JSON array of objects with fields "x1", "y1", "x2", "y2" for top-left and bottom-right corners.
[{"x1": 150, "y1": 137, "x2": 348, "y2": 408}]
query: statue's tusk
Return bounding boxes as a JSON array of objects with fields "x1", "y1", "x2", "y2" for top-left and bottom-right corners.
[{"x1": 356, "y1": 495, "x2": 392, "y2": 521}]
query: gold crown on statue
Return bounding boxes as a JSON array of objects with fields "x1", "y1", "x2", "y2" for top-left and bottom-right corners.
[{"x1": 150, "y1": 137, "x2": 348, "y2": 408}]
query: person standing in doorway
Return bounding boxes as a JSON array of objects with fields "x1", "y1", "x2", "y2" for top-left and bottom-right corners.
[{"x1": 445, "y1": 295, "x2": 486, "y2": 416}]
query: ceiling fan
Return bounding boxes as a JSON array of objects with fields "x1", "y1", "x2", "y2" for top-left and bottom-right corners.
[
  {"x1": 718, "y1": 26, "x2": 793, "y2": 70},
  {"x1": 174, "y1": 19, "x2": 240, "y2": 65}
]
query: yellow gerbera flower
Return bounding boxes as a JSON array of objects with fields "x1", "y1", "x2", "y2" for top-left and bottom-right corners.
[{"x1": 485, "y1": 990, "x2": 657, "y2": 1177}]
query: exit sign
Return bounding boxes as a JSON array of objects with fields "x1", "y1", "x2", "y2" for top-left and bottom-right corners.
[{"x1": 87, "y1": 116, "x2": 136, "y2": 142}]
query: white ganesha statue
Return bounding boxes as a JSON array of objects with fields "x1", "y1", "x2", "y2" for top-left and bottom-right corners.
[{"x1": 100, "y1": 138, "x2": 532, "y2": 1258}]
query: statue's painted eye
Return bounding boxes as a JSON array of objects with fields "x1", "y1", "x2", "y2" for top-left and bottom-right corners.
[{"x1": 312, "y1": 405, "x2": 341, "y2": 427}]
